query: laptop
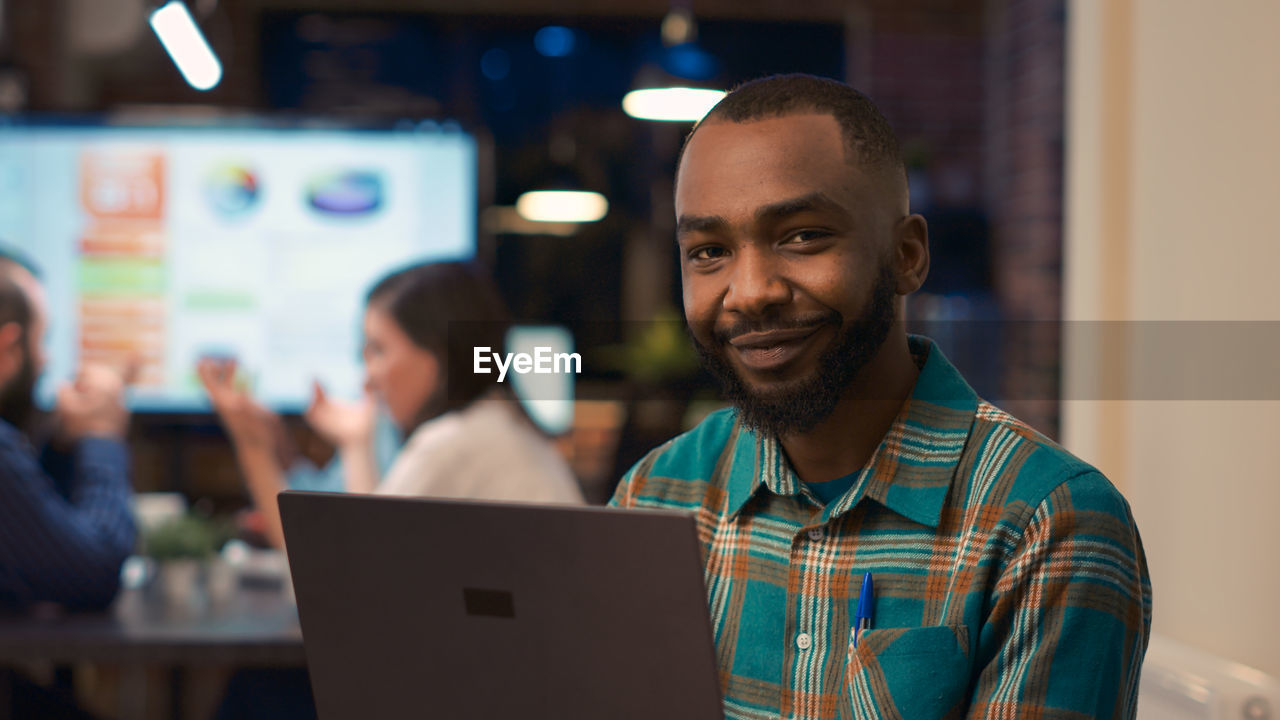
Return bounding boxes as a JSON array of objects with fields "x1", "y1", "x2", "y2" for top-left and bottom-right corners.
[{"x1": 278, "y1": 491, "x2": 724, "y2": 719}]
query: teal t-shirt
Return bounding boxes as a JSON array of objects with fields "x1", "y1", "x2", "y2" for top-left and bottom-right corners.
[{"x1": 804, "y1": 472, "x2": 858, "y2": 506}]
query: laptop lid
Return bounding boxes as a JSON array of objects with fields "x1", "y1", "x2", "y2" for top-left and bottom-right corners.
[{"x1": 279, "y1": 491, "x2": 724, "y2": 719}]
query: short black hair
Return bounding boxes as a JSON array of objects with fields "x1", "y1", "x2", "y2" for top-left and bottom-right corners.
[
  {"x1": 679, "y1": 73, "x2": 905, "y2": 182},
  {"x1": 0, "y1": 243, "x2": 39, "y2": 332},
  {"x1": 366, "y1": 260, "x2": 512, "y2": 429}
]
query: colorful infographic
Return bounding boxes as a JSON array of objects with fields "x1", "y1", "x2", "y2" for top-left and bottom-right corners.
[
  {"x1": 78, "y1": 150, "x2": 169, "y2": 389},
  {"x1": 0, "y1": 124, "x2": 476, "y2": 410}
]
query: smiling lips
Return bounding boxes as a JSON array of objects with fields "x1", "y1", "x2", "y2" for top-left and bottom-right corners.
[{"x1": 727, "y1": 325, "x2": 826, "y2": 372}]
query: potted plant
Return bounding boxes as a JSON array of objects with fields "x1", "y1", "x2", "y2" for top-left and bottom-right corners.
[{"x1": 141, "y1": 514, "x2": 230, "y2": 604}]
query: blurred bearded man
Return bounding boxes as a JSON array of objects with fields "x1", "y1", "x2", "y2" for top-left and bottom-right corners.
[{"x1": 0, "y1": 248, "x2": 136, "y2": 611}]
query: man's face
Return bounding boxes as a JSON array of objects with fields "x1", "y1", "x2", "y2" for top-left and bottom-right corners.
[
  {"x1": 21, "y1": 271, "x2": 48, "y2": 378},
  {"x1": 675, "y1": 113, "x2": 905, "y2": 436},
  {"x1": 0, "y1": 268, "x2": 48, "y2": 429}
]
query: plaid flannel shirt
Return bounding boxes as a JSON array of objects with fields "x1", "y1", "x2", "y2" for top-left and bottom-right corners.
[{"x1": 610, "y1": 337, "x2": 1151, "y2": 720}]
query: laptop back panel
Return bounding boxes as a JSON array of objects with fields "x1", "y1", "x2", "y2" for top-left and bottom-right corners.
[{"x1": 280, "y1": 492, "x2": 723, "y2": 719}]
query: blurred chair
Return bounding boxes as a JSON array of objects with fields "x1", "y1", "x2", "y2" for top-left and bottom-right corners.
[{"x1": 1138, "y1": 634, "x2": 1280, "y2": 720}]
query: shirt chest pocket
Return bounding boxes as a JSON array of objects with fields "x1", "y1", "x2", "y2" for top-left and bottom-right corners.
[{"x1": 844, "y1": 624, "x2": 972, "y2": 720}]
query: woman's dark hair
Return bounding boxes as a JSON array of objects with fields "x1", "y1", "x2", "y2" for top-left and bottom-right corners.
[{"x1": 365, "y1": 260, "x2": 512, "y2": 430}]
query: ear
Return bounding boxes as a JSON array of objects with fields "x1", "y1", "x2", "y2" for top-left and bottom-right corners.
[
  {"x1": 420, "y1": 349, "x2": 445, "y2": 411},
  {"x1": 0, "y1": 322, "x2": 22, "y2": 385},
  {"x1": 893, "y1": 214, "x2": 930, "y2": 295},
  {"x1": 424, "y1": 349, "x2": 442, "y2": 387}
]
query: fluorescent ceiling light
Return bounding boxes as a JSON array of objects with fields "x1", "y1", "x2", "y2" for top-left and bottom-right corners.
[
  {"x1": 622, "y1": 87, "x2": 725, "y2": 122},
  {"x1": 515, "y1": 191, "x2": 608, "y2": 223},
  {"x1": 149, "y1": 0, "x2": 222, "y2": 91}
]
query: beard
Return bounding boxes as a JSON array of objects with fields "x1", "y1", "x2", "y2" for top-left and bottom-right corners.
[
  {"x1": 0, "y1": 342, "x2": 37, "y2": 433},
  {"x1": 692, "y1": 265, "x2": 898, "y2": 438}
]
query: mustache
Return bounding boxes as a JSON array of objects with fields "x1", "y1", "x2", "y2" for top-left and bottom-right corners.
[{"x1": 712, "y1": 311, "x2": 842, "y2": 345}]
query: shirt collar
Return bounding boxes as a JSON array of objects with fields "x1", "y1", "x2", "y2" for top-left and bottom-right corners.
[{"x1": 725, "y1": 336, "x2": 979, "y2": 528}]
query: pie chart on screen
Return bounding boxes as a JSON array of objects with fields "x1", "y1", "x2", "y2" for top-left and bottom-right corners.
[
  {"x1": 306, "y1": 170, "x2": 384, "y2": 216},
  {"x1": 204, "y1": 164, "x2": 261, "y2": 217}
]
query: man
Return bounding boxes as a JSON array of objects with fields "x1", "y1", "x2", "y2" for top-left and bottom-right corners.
[
  {"x1": 0, "y1": 249, "x2": 136, "y2": 611},
  {"x1": 610, "y1": 75, "x2": 1151, "y2": 719}
]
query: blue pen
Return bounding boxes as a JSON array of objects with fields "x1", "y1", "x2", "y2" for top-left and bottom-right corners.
[{"x1": 853, "y1": 572, "x2": 874, "y2": 648}]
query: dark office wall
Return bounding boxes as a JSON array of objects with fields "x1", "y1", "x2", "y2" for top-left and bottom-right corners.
[{"x1": 1, "y1": 0, "x2": 1067, "y2": 502}]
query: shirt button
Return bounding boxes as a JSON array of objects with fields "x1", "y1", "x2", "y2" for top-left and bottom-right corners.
[
  {"x1": 807, "y1": 527, "x2": 824, "y2": 541},
  {"x1": 796, "y1": 633, "x2": 812, "y2": 651}
]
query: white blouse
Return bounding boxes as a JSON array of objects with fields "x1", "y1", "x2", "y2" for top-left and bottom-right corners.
[{"x1": 374, "y1": 397, "x2": 584, "y2": 505}]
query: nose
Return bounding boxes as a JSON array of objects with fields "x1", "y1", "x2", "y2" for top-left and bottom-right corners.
[{"x1": 722, "y1": 247, "x2": 790, "y2": 317}]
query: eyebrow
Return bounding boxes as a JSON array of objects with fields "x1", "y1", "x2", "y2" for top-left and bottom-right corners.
[
  {"x1": 676, "y1": 192, "x2": 851, "y2": 239},
  {"x1": 676, "y1": 214, "x2": 727, "y2": 237},
  {"x1": 756, "y1": 192, "x2": 850, "y2": 224}
]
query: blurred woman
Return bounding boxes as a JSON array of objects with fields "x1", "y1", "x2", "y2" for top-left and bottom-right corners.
[{"x1": 198, "y1": 260, "x2": 583, "y2": 549}]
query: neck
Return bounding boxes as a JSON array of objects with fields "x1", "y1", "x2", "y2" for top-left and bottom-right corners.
[{"x1": 778, "y1": 332, "x2": 918, "y2": 484}]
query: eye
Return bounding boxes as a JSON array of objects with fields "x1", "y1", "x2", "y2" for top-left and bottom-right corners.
[
  {"x1": 783, "y1": 229, "x2": 831, "y2": 245},
  {"x1": 686, "y1": 245, "x2": 728, "y2": 264}
]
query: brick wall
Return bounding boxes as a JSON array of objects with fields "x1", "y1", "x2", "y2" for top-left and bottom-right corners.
[
  {"x1": 864, "y1": 2, "x2": 987, "y2": 211},
  {"x1": 985, "y1": 0, "x2": 1066, "y2": 436},
  {"x1": 858, "y1": 0, "x2": 1065, "y2": 437}
]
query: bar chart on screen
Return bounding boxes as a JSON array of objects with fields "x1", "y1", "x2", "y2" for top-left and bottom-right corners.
[{"x1": 78, "y1": 148, "x2": 169, "y2": 389}]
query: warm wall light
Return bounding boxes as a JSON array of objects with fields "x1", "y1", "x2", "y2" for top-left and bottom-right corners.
[
  {"x1": 149, "y1": 0, "x2": 222, "y2": 91},
  {"x1": 622, "y1": 87, "x2": 725, "y2": 122},
  {"x1": 515, "y1": 191, "x2": 608, "y2": 223}
]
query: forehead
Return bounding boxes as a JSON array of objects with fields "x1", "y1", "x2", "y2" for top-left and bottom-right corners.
[
  {"x1": 676, "y1": 113, "x2": 862, "y2": 218},
  {"x1": 362, "y1": 302, "x2": 406, "y2": 342},
  {"x1": 10, "y1": 267, "x2": 47, "y2": 326},
  {"x1": 363, "y1": 303, "x2": 390, "y2": 328}
]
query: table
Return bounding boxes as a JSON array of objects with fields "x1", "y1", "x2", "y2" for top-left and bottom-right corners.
[{"x1": 0, "y1": 583, "x2": 306, "y2": 718}]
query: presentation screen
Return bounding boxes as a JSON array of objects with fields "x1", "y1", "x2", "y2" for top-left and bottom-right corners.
[{"x1": 0, "y1": 118, "x2": 477, "y2": 412}]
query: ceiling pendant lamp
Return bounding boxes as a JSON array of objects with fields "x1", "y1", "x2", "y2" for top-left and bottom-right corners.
[
  {"x1": 622, "y1": 6, "x2": 725, "y2": 123},
  {"x1": 514, "y1": 190, "x2": 609, "y2": 223}
]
